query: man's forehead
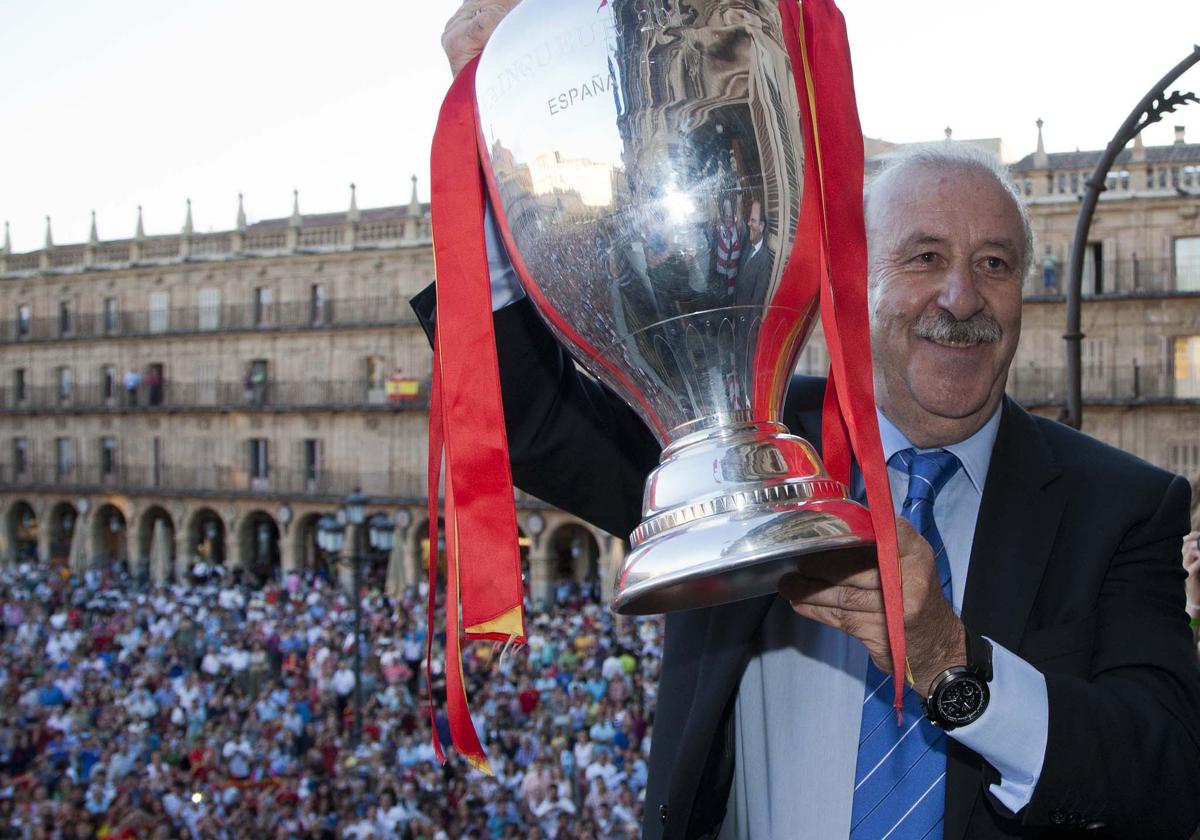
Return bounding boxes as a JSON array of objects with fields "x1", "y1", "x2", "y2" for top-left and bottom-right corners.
[{"x1": 868, "y1": 165, "x2": 1023, "y2": 244}]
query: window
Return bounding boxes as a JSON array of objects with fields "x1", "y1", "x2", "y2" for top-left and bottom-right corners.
[
  {"x1": 12, "y1": 438, "x2": 27, "y2": 477},
  {"x1": 102, "y1": 365, "x2": 116, "y2": 401},
  {"x1": 304, "y1": 439, "x2": 321, "y2": 486},
  {"x1": 103, "y1": 297, "x2": 119, "y2": 333},
  {"x1": 16, "y1": 304, "x2": 30, "y2": 338},
  {"x1": 1168, "y1": 442, "x2": 1200, "y2": 475},
  {"x1": 59, "y1": 300, "x2": 73, "y2": 336},
  {"x1": 198, "y1": 288, "x2": 220, "y2": 330},
  {"x1": 152, "y1": 437, "x2": 163, "y2": 488},
  {"x1": 1176, "y1": 237, "x2": 1200, "y2": 292},
  {"x1": 12, "y1": 368, "x2": 25, "y2": 404},
  {"x1": 148, "y1": 291, "x2": 169, "y2": 334},
  {"x1": 145, "y1": 363, "x2": 164, "y2": 407},
  {"x1": 56, "y1": 437, "x2": 72, "y2": 477},
  {"x1": 244, "y1": 359, "x2": 268, "y2": 405},
  {"x1": 310, "y1": 284, "x2": 327, "y2": 325},
  {"x1": 249, "y1": 438, "x2": 270, "y2": 480},
  {"x1": 56, "y1": 366, "x2": 72, "y2": 403},
  {"x1": 254, "y1": 287, "x2": 274, "y2": 326},
  {"x1": 1174, "y1": 336, "x2": 1200, "y2": 398},
  {"x1": 100, "y1": 437, "x2": 116, "y2": 477}
]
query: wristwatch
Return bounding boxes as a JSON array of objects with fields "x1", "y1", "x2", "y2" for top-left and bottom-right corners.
[{"x1": 921, "y1": 629, "x2": 993, "y2": 730}]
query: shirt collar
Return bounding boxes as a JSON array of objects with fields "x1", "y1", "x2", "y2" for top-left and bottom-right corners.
[{"x1": 875, "y1": 403, "x2": 1003, "y2": 494}]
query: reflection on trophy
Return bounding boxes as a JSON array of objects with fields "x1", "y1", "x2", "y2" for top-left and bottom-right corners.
[{"x1": 477, "y1": 0, "x2": 874, "y2": 614}]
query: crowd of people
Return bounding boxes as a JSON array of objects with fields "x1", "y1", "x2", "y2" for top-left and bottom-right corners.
[{"x1": 0, "y1": 560, "x2": 663, "y2": 839}]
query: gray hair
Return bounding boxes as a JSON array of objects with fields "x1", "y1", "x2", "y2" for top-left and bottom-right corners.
[{"x1": 864, "y1": 142, "x2": 1034, "y2": 279}]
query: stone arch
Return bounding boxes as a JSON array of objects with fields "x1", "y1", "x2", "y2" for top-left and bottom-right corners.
[
  {"x1": 352, "y1": 512, "x2": 393, "y2": 591},
  {"x1": 544, "y1": 520, "x2": 602, "y2": 596},
  {"x1": 186, "y1": 507, "x2": 228, "y2": 571},
  {"x1": 6, "y1": 501, "x2": 38, "y2": 563},
  {"x1": 293, "y1": 512, "x2": 336, "y2": 583},
  {"x1": 91, "y1": 503, "x2": 129, "y2": 569},
  {"x1": 138, "y1": 505, "x2": 176, "y2": 583},
  {"x1": 46, "y1": 501, "x2": 78, "y2": 565},
  {"x1": 238, "y1": 510, "x2": 281, "y2": 587}
]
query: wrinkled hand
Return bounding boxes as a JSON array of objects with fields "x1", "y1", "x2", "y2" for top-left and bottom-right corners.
[
  {"x1": 1183, "y1": 530, "x2": 1200, "y2": 614},
  {"x1": 779, "y1": 517, "x2": 966, "y2": 695},
  {"x1": 442, "y1": 0, "x2": 523, "y2": 77}
]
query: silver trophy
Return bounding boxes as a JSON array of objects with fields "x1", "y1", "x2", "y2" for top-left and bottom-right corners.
[{"x1": 476, "y1": 0, "x2": 874, "y2": 615}]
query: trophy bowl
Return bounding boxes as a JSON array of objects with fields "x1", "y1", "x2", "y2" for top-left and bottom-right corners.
[{"x1": 476, "y1": 0, "x2": 875, "y2": 615}]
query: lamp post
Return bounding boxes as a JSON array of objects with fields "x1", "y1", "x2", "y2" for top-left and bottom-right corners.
[
  {"x1": 320, "y1": 489, "x2": 370, "y2": 746},
  {"x1": 316, "y1": 512, "x2": 353, "y2": 741}
]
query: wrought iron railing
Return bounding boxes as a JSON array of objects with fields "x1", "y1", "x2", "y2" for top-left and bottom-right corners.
[{"x1": 0, "y1": 296, "x2": 420, "y2": 343}]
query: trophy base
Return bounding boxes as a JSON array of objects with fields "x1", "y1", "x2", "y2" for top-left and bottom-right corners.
[
  {"x1": 610, "y1": 422, "x2": 876, "y2": 615},
  {"x1": 611, "y1": 500, "x2": 875, "y2": 615}
]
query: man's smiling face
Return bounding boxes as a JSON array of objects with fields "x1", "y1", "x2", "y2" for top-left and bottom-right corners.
[{"x1": 866, "y1": 162, "x2": 1026, "y2": 447}]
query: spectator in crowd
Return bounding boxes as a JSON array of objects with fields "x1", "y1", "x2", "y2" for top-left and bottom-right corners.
[{"x1": 0, "y1": 558, "x2": 660, "y2": 838}]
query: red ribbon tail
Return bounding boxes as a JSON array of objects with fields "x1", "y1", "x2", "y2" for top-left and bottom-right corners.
[
  {"x1": 426, "y1": 56, "x2": 526, "y2": 773},
  {"x1": 785, "y1": 0, "x2": 905, "y2": 714}
]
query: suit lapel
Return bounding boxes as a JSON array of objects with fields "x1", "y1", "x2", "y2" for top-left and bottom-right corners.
[{"x1": 944, "y1": 398, "x2": 1066, "y2": 840}]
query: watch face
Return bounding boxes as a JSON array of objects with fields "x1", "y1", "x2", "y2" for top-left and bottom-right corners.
[{"x1": 934, "y1": 677, "x2": 989, "y2": 726}]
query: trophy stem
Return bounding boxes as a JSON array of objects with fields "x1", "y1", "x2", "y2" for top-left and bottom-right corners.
[{"x1": 611, "y1": 422, "x2": 875, "y2": 615}]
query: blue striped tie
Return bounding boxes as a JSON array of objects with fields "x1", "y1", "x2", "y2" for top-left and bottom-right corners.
[{"x1": 850, "y1": 448, "x2": 960, "y2": 840}]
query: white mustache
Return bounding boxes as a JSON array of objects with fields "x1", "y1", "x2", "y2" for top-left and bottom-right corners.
[{"x1": 913, "y1": 311, "x2": 1002, "y2": 345}]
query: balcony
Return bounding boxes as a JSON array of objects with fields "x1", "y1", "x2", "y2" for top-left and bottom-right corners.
[
  {"x1": 0, "y1": 461, "x2": 550, "y2": 509},
  {"x1": 1008, "y1": 364, "x2": 1196, "y2": 406},
  {"x1": 0, "y1": 460, "x2": 425, "y2": 502},
  {"x1": 0, "y1": 377, "x2": 431, "y2": 413},
  {"x1": 0, "y1": 296, "x2": 420, "y2": 344},
  {"x1": 1028, "y1": 256, "x2": 1200, "y2": 299}
]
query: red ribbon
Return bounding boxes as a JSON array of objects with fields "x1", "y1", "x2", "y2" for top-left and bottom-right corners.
[
  {"x1": 775, "y1": 0, "x2": 905, "y2": 715},
  {"x1": 427, "y1": 56, "x2": 526, "y2": 774}
]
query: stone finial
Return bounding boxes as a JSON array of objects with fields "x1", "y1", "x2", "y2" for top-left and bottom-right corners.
[
  {"x1": 89, "y1": 210, "x2": 99, "y2": 245},
  {"x1": 183, "y1": 198, "x2": 194, "y2": 236},
  {"x1": 136, "y1": 205, "x2": 145, "y2": 239},
  {"x1": 409, "y1": 175, "x2": 420, "y2": 213},
  {"x1": 236, "y1": 193, "x2": 247, "y2": 231},
  {"x1": 348, "y1": 183, "x2": 360, "y2": 222},
  {"x1": 44, "y1": 215, "x2": 53, "y2": 249},
  {"x1": 3, "y1": 221, "x2": 10, "y2": 256},
  {"x1": 1033, "y1": 118, "x2": 1049, "y2": 168},
  {"x1": 1132, "y1": 131, "x2": 1146, "y2": 163},
  {"x1": 1176, "y1": 125, "x2": 1187, "y2": 145},
  {"x1": 290, "y1": 189, "x2": 302, "y2": 227},
  {"x1": 944, "y1": 126, "x2": 953, "y2": 141}
]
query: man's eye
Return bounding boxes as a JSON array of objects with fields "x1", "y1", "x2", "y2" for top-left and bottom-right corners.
[
  {"x1": 914, "y1": 252, "x2": 937, "y2": 264},
  {"x1": 981, "y1": 256, "x2": 1009, "y2": 272}
]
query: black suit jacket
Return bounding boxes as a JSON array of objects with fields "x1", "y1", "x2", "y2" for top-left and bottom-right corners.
[
  {"x1": 733, "y1": 242, "x2": 774, "y2": 309},
  {"x1": 413, "y1": 290, "x2": 1200, "y2": 839}
]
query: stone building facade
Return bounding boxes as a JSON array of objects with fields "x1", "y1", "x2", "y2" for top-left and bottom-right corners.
[
  {"x1": 1009, "y1": 122, "x2": 1200, "y2": 514},
  {"x1": 0, "y1": 182, "x2": 622, "y2": 602}
]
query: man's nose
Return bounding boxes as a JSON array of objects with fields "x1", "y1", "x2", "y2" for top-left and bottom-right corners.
[{"x1": 936, "y1": 260, "x2": 985, "y2": 320}]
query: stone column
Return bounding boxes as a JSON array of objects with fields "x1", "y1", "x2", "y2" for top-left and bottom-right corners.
[
  {"x1": 279, "y1": 525, "x2": 298, "y2": 576},
  {"x1": 385, "y1": 535, "x2": 408, "y2": 595},
  {"x1": 527, "y1": 541, "x2": 554, "y2": 609},
  {"x1": 36, "y1": 504, "x2": 52, "y2": 564},
  {"x1": 0, "y1": 512, "x2": 9, "y2": 568},
  {"x1": 174, "y1": 529, "x2": 192, "y2": 582},
  {"x1": 601, "y1": 536, "x2": 625, "y2": 603}
]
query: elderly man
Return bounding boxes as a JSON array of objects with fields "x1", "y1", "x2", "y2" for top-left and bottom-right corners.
[{"x1": 427, "y1": 5, "x2": 1200, "y2": 839}]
